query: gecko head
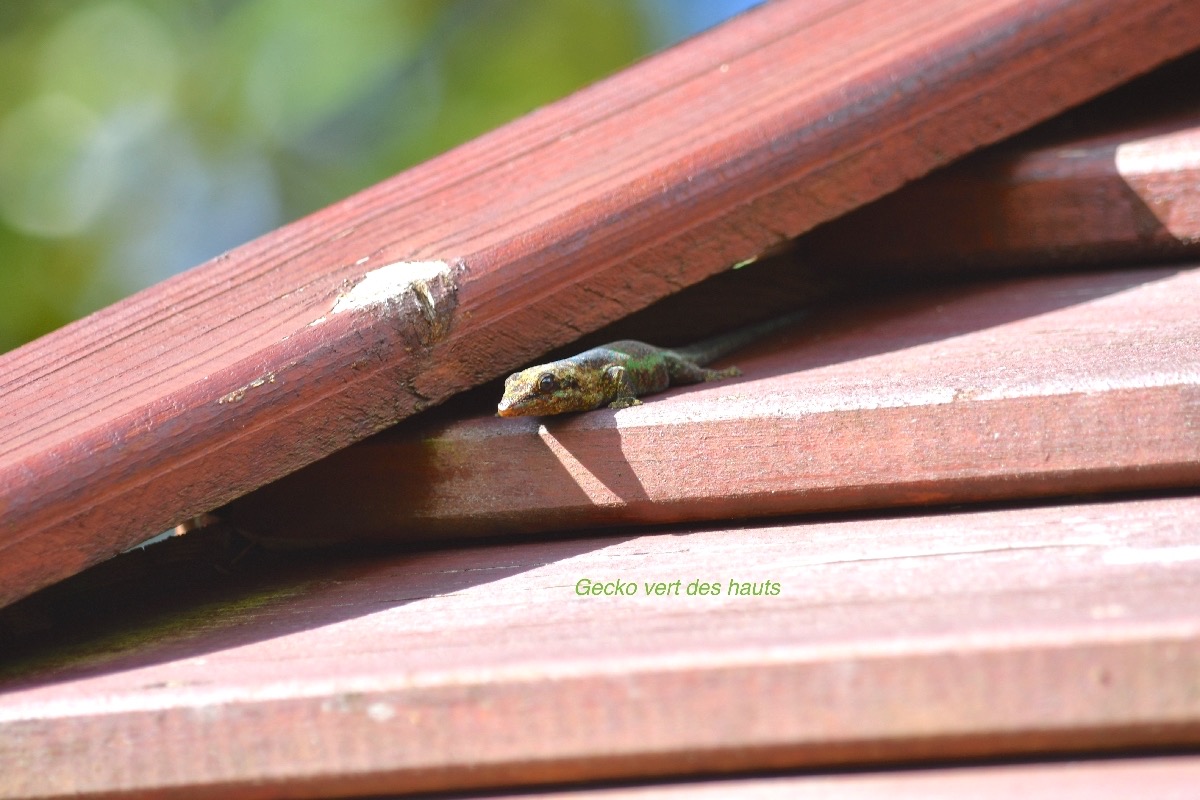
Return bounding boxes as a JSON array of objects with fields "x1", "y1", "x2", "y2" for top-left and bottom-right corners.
[{"x1": 497, "y1": 363, "x2": 587, "y2": 417}]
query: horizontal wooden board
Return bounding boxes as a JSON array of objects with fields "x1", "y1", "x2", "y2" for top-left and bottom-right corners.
[
  {"x1": 3, "y1": 494, "x2": 1200, "y2": 797},
  {"x1": 223, "y1": 265, "x2": 1200, "y2": 545},
  {"x1": 799, "y1": 50, "x2": 1200, "y2": 277},
  {"x1": 485, "y1": 756, "x2": 1200, "y2": 799},
  {"x1": 4, "y1": 0, "x2": 1200, "y2": 610}
]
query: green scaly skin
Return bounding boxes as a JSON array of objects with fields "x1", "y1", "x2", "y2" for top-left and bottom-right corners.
[{"x1": 496, "y1": 310, "x2": 806, "y2": 417}]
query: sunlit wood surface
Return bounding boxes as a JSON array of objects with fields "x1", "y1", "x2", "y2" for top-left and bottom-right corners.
[
  {"x1": 3, "y1": 495, "x2": 1199, "y2": 798},
  {"x1": 3, "y1": 0, "x2": 1199, "y2": 609},
  {"x1": 799, "y1": 52, "x2": 1200, "y2": 277},
  {"x1": 225, "y1": 264, "x2": 1200, "y2": 544}
]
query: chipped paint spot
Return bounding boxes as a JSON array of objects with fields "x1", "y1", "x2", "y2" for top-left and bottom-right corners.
[
  {"x1": 218, "y1": 372, "x2": 276, "y2": 404},
  {"x1": 366, "y1": 702, "x2": 396, "y2": 722},
  {"x1": 324, "y1": 259, "x2": 460, "y2": 345},
  {"x1": 332, "y1": 260, "x2": 450, "y2": 315}
]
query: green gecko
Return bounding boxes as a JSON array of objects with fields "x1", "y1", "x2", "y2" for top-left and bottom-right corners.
[{"x1": 497, "y1": 310, "x2": 806, "y2": 417}]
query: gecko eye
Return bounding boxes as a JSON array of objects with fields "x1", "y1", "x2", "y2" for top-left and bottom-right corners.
[{"x1": 537, "y1": 373, "x2": 558, "y2": 393}]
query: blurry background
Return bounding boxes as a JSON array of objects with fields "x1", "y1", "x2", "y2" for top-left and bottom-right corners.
[{"x1": 0, "y1": 0, "x2": 759, "y2": 353}]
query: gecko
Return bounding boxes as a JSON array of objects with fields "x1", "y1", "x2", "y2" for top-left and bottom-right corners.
[{"x1": 496, "y1": 310, "x2": 807, "y2": 417}]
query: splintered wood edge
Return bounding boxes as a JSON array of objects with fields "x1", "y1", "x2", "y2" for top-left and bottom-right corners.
[
  {"x1": 4, "y1": 0, "x2": 1200, "y2": 608},
  {"x1": 3, "y1": 495, "x2": 1200, "y2": 798},
  {"x1": 223, "y1": 265, "x2": 1200, "y2": 544}
]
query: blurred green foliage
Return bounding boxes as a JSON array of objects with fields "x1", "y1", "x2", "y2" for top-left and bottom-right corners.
[{"x1": 0, "y1": 0, "x2": 756, "y2": 353}]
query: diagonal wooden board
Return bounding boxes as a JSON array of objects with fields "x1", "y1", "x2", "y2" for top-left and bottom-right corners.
[
  {"x1": 3, "y1": 0, "x2": 1200, "y2": 609},
  {"x1": 223, "y1": 264, "x2": 1200, "y2": 544},
  {"x1": 3, "y1": 494, "x2": 1200, "y2": 798},
  {"x1": 798, "y1": 50, "x2": 1200, "y2": 277}
]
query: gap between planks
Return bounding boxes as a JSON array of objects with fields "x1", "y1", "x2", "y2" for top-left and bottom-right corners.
[{"x1": 223, "y1": 264, "x2": 1200, "y2": 545}]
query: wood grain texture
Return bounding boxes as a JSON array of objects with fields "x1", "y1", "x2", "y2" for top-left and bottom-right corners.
[
  {"x1": 3, "y1": 0, "x2": 1199, "y2": 609},
  {"x1": 483, "y1": 756, "x2": 1200, "y2": 799},
  {"x1": 798, "y1": 51, "x2": 1200, "y2": 277},
  {"x1": 3, "y1": 495, "x2": 1200, "y2": 798},
  {"x1": 223, "y1": 265, "x2": 1200, "y2": 545}
]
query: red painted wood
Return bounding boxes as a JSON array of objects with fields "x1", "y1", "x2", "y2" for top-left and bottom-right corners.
[
  {"x1": 798, "y1": 53, "x2": 1200, "y2": 277},
  {"x1": 223, "y1": 265, "x2": 1200, "y2": 545},
  {"x1": 492, "y1": 757, "x2": 1200, "y2": 799},
  {"x1": 3, "y1": 495, "x2": 1200, "y2": 797},
  {"x1": 2, "y1": 0, "x2": 1198, "y2": 609}
]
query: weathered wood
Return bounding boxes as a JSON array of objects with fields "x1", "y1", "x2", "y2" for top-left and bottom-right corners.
[
  {"x1": 4, "y1": 495, "x2": 1200, "y2": 797},
  {"x1": 799, "y1": 51, "x2": 1200, "y2": 277},
  {"x1": 489, "y1": 756, "x2": 1200, "y2": 799},
  {"x1": 223, "y1": 265, "x2": 1200, "y2": 545},
  {"x1": 2, "y1": 0, "x2": 1199, "y2": 609}
]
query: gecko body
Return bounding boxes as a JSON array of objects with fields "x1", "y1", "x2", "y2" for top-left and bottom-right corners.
[{"x1": 496, "y1": 310, "x2": 805, "y2": 417}]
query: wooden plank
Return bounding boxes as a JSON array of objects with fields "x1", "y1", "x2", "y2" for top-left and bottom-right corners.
[
  {"x1": 2, "y1": 0, "x2": 1198, "y2": 609},
  {"x1": 222, "y1": 265, "x2": 1200, "y2": 545},
  {"x1": 797, "y1": 51, "x2": 1200, "y2": 277},
  {"x1": 3, "y1": 495, "x2": 1200, "y2": 798},
  {"x1": 484, "y1": 756, "x2": 1200, "y2": 799}
]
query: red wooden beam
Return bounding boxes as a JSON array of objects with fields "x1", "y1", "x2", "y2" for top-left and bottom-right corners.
[
  {"x1": 223, "y1": 265, "x2": 1200, "y2": 545},
  {"x1": 798, "y1": 54, "x2": 1200, "y2": 276},
  {"x1": 3, "y1": 0, "x2": 1199, "y2": 609},
  {"x1": 3, "y1": 495, "x2": 1199, "y2": 797}
]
